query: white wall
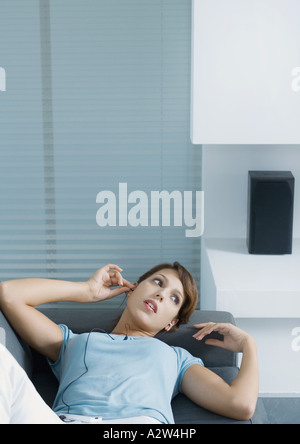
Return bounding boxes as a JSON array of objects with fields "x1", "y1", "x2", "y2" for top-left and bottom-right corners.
[
  {"x1": 201, "y1": 144, "x2": 300, "y2": 394},
  {"x1": 202, "y1": 145, "x2": 300, "y2": 239},
  {"x1": 237, "y1": 318, "x2": 300, "y2": 394}
]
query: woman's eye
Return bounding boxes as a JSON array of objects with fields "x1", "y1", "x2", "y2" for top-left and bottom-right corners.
[
  {"x1": 154, "y1": 278, "x2": 162, "y2": 286},
  {"x1": 171, "y1": 295, "x2": 180, "y2": 305}
]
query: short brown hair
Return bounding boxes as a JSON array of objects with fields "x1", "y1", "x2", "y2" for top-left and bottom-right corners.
[{"x1": 137, "y1": 261, "x2": 198, "y2": 331}]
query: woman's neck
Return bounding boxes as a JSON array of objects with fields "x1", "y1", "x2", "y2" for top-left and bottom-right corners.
[
  {"x1": 111, "y1": 324, "x2": 153, "y2": 338},
  {"x1": 111, "y1": 313, "x2": 155, "y2": 338}
]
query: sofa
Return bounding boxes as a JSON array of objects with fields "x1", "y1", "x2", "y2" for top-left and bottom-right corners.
[{"x1": 0, "y1": 307, "x2": 268, "y2": 424}]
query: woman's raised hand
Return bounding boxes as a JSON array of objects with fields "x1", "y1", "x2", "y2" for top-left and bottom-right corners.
[{"x1": 87, "y1": 264, "x2": 135, "y2": 302}]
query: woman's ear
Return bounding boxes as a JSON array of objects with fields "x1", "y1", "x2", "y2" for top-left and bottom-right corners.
[
  {"x1": 165, "y1": 319, "x2": 178, "y2": 331},
  {"x1": 127, "y1": 282, "x2": 138, "y2": 295}
]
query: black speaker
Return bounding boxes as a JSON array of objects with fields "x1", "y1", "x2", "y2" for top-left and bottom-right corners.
[{"x1": 247, "y1": 171, "x2": 295, "y2": 255}]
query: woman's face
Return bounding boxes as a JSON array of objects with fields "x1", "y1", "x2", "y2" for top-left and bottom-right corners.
[{"x1": 124, "y1": 268, "x2": 185, "y2": 336}]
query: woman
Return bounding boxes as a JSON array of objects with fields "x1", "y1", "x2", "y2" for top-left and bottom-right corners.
[{"x1": 0, "y1": 262, "x2": 258, "y2": 424}]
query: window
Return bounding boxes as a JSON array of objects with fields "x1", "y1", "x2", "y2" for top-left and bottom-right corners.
[{"x1": 0, "y1": 0, "x2": 201, "y2": 308}]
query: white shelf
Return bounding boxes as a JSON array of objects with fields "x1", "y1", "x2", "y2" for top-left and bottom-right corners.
[{"x1": 201, "y1": 238, "x2": 300, "y2": 318}]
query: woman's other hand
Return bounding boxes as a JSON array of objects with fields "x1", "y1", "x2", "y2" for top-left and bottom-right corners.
[{"x1": 193, "y1": 322, "x2": 255, "y2": 353}]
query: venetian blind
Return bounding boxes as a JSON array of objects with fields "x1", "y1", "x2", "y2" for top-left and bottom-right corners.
[
  {"x1": 0, "y1": 1, "x2": 47, "y2": 279},
  {"x1": 0, "y1": 0, "x2": 201, "y2": 309}
]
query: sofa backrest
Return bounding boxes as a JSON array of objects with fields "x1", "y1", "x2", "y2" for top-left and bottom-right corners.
[
  {"x1": 37, "y1": 307, "x2": 237, "y2": 368},
  {"x1": 0, "y1": 307, "x2": 237, "y2": 374}
]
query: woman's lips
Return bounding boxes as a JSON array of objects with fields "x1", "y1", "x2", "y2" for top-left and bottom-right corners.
[{"x1": 144, "y1": 300, "x2": 157, "y2": 313}]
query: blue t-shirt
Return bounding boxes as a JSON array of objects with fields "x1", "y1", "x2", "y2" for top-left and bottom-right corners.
[{"x1": 48, "y1": 325, "x2": 203, "y2": 424}]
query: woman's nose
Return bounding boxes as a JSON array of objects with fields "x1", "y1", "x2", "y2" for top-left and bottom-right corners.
[{"x1": 154, "y1": 292, "x2": 164, "y2": 301}]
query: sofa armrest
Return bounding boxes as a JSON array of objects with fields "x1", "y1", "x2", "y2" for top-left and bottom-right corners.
[{"x1": 0, "y1": 310, "x2": 33, "y2": 378}]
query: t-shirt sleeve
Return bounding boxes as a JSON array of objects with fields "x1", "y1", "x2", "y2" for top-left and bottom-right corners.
[
  {"x1": 172, "y1": 346, "x2": 204, "y2": 397},
  {"x1": 47, "y1": 324, "x2": 77, "y2": 381}
]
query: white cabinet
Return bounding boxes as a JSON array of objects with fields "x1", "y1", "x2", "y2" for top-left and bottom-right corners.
[
  {"x1": 191, "y1": 0, "x2": 300, "y2": 144},
  {"x1": 201, "y1": 238, "x2": 300, "y2": 318}
]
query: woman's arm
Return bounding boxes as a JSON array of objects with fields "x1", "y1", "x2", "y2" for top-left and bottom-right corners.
[
  {"x1": 0, "y1": 264, "x2": 133, "y2": 362},
  {"x1": 181, "y1": 323, "x2": 258, "y2": 421}
]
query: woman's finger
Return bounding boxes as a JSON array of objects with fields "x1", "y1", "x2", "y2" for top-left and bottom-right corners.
[
  {"x1": 110, "y1": 270, "x2": 124, "y2": 286},
  {"x1": 123, "y1": 279, "x2": 135, "y2": 289},
  {"x1": 193, "y1": 322, "x2": 235, "y2": 343},
  {"x1": 103, "y1": 264, "x2": 123, "y2": 272},
  {"x1": 204, "y1": 338, "x2": 225, "y2": 348},
  {"x1": 105, "y1": 269, "x2": 135, "y2": 290},
  {"x1": 192, "y1": 322, "x2": 225, "y2": 340}
]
